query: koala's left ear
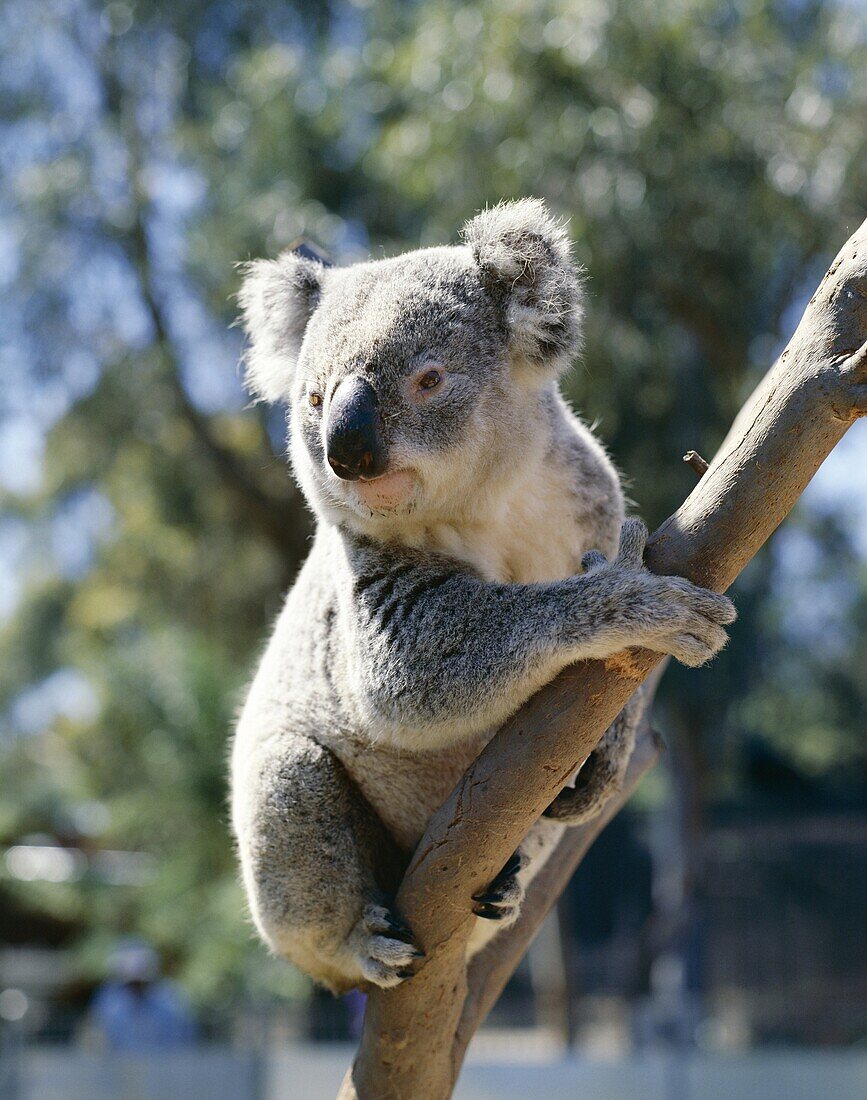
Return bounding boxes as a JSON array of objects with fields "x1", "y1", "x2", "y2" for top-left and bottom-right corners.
[
  {"x1": 461, "y1": 199, "x2": 583, "y2": 373},
  {"x1": 238, "y1": 250, "x2": 327, "y2": 402}
]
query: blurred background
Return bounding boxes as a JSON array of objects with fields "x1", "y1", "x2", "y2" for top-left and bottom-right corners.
[{"x1": 1, "y1": 0, "x2": 865, "y2": 1097}]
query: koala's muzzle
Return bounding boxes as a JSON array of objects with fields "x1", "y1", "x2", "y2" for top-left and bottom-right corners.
[{"x1": 326, "y1": 376, "x2": 387, "y2": 481}]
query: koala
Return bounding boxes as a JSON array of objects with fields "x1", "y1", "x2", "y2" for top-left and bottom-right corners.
[{"x1": 230, "y1": 199, "x2": 735, "y2": 994}]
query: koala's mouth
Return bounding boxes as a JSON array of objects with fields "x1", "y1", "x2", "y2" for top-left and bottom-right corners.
[{"x1": 352, "y1": 469, "x2": 418, "y2": 512}]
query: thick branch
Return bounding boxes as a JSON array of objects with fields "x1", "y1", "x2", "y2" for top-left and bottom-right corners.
[{"x1": 340, "y1": 220, "x2": 867, "y2": 1100}]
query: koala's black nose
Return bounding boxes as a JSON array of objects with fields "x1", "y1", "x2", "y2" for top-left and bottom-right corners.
[{"x1": 325, "y1": 376, "x2": 387, "y2": 481}]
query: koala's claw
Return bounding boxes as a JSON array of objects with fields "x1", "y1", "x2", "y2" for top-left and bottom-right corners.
[
  {"x1": 378, "y1": 910, "x2": 416, "y2": 942},
  {"x1": 354, "y1": 904, "x2": 424, "y2": 988},
  {"x1": 500, "y1": 851, "x2": 523, "y2": 877},
  {"x1": 472, "y1": 904, "x2": 508, "y2": 921},
  {"x1": 472, "y1": 851, "x2": 525, "y2": 925}
]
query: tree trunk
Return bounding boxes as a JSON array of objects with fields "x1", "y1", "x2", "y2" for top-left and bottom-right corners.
[{"x1": 337, "y1": 219, "x2": 867, "y2": 1100}]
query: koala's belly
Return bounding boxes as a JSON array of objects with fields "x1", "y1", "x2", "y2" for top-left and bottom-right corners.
[{"x1": 325, "y1": 733, "x2": 490, "y2": 852}]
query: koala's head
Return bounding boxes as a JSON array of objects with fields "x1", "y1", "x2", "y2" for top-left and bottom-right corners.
[{"x1": 239, "y1": 199, "x2": 583, "y2": 535}]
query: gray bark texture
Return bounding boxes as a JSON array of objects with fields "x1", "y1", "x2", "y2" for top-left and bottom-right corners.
[{"x1": 337, "y1": 218, "x2": 867, "y2": 1100}]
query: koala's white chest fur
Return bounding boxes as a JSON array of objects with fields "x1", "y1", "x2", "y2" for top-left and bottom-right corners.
[
  {"x1": 408, "y1": 450, "x2": 585, "y2": 585},
  {"x1": 422, "y1": 481, "x2": 580, "y2": 585}
]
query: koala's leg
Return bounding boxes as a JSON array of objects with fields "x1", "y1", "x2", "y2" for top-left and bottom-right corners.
[
  {"x1": 233, "y1": 732, "x2": 421, "y2": 993},
  {"x1": 542, "y1": 692, "x2": 642, "y2": 826}
]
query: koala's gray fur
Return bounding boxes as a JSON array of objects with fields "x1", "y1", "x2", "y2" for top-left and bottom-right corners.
[{"x1": 230, "y1": 200, "x2": 735, "y2": 993}]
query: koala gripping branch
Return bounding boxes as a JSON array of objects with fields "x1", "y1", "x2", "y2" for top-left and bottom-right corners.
[{"x1": 338, "y1": 218, "x2": 867, "y2": 1100}]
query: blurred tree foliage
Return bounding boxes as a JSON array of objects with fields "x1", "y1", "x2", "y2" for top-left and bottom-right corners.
[{"x1": 0, "y1": 0, "x2": 864, "y2": 1003}]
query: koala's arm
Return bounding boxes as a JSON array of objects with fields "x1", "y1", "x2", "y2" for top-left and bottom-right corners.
[{"x1": 346, "y1": 521, "x2": 735, "y2": 743}]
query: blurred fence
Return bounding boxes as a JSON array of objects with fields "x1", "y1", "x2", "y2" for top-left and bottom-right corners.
[
  {"x1": 2, "y1": 1047, "x2": 263, "y2": 1100},
  {"x1": 2, "y1": 1045, "x2": 866, "y2": 1100}
]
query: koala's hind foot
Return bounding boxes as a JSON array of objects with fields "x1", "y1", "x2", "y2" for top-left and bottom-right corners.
[
  {"x1": 466, "y1": 820, "x2": 566, "y2": 958},
  {"x1": 354, "y1": 852, "x2": 527, "y2": 986},
  {"x1": 350, "y1": 903, "x2": 424, "y2": 988},
  {"x1": 472, "y1": 850, "x2": 526, "y2": 924}
]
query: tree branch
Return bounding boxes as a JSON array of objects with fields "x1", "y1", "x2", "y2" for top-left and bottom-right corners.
[
  {"x1": 126, "y1": 203, "x2": 311, "y2": 565},
  {"x1": 683, "y1": 449, "x2": 709, "y2": 477},
  {"x1": 338, "y1": 219, "x2": 866, "y2": 1100},
  {"x1": 454, "y1": 665, "x2": 666, "y2": 1062},
  {"x1": 89, "y1": 40, "x2": 310, "y2": 565}
]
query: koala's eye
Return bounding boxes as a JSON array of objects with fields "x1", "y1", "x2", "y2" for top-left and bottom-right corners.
[
  {"x1": 308, "y1": 391, "x2": 323, "y2": 409},
  {"x1": 417, "y1": 368, "x2": 442, "y2": 392}
]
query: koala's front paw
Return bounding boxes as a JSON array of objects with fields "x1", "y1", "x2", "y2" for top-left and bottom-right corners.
[
  {"x1": 472, "y1": 850, "x2": 525, "y2": 926},
  {"x1": 584, "y1": 519, "x2": 736, "y2": 668},
  {"x1": 351, "y1": 903, "x2": 424, "y2": 989}
]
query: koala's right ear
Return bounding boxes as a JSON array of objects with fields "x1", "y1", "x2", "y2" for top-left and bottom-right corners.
[{"x1": 238, "y1": 251, "x2": 327, "y2": 402}]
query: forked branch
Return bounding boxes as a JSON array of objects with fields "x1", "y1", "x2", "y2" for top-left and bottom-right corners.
[{"x1": 339, "y1": 218, "x2": 867, "y2": 1100}]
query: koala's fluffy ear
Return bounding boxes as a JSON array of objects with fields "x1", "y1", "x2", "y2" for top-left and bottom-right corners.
[
  {"x1": 238, "y1": 251, "x2": 326, "y2": 402},
  {"x1": 461, "y1": 199, "x2": 583, "y2": 373}
]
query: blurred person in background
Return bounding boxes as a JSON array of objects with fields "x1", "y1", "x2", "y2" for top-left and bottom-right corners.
[{"x1": 87, "y1": 938, "x2": 198, "y2": 1052}]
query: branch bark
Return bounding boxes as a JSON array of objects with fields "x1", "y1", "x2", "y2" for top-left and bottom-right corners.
[{"x1": 338, "y1": 219, "x2": 867, "y2": 1100}]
